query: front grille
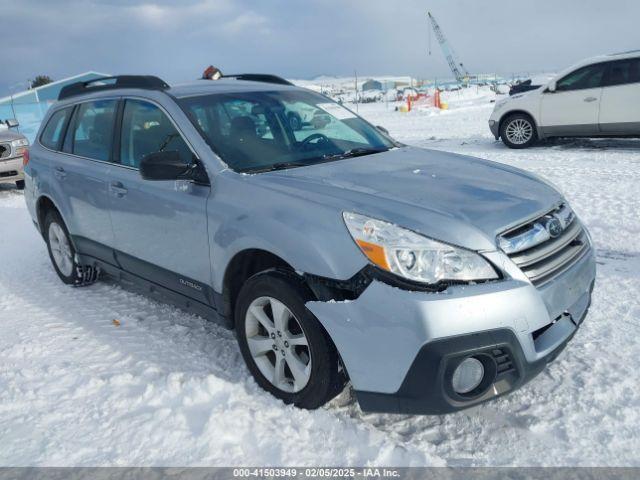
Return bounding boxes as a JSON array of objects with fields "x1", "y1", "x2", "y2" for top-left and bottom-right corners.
[
  {"x1": 499, "y1": 204, "x2": 590, "y2": 286},
  {"x1": 0, "y1": 170, "x2": 18, "y2": 178},
  {"x1": 0, "y1": 143, "x2": 11, "y2": 159}
]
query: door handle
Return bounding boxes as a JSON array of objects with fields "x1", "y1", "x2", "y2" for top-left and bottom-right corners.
[
  {"x1": 110, "y1": 181, "x2": 128, "y2": 198},
  {"x1": 583, "y1": 97, "x2": 598, "y2": 103},
  {"x1": 54, "y1": 166, "x2": 67, "y2": 179}
]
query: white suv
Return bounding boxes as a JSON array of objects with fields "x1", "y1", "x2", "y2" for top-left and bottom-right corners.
[{"x1": 489, "y1": 51, "x2": 640, "y2": 148}]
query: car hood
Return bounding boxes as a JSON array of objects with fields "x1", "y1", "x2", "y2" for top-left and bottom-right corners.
[
  {"x1": 0, "y1": 129, "x2": 26, "y2": 142},
  {"x1": 252, "y1": 147, "x2": 562, "y2": 251}
]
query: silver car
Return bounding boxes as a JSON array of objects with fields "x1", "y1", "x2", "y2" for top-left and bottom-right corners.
[
  {"x1": 24, "y1": 75, "x2": 595, "y2": 414},
  {"x1": 0, "y1": 119, "x2": 28, "y2": 189}
]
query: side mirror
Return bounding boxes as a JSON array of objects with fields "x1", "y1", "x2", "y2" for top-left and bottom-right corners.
[
  {"x1": 547, "y1": 81, "x2": 557, "y2": 93},
  {"x1": 139, "y1": 151, "x2": 191, "y2": 181},
  {"x1": 5, "y1": 119, "x2": 19, "y2": 128},
  {"x1": 376, "y1": 125, "x2": 390, "y2": 135}
]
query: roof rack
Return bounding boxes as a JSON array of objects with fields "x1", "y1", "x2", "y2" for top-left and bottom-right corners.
[
  {"x1": 58, "y1": 75, "x2": 170, "y2": 101},
  {"x1": 223, "y1": 74, "x2": 294, "y2": 86},
  {"x1": 608, "y1": 49, "x2": 640, "y2": 56}
]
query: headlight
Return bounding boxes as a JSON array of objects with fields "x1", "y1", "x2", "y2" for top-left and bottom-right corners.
[
  {"x1": 343, "y1": 212, "x2": 498, "y2": 285},
  {"x1": 10, "y1": 138, "x2": 29, "y2": 156},
  {"x1": 10, "y1": 138, "x2": 29, "y2": 148}
]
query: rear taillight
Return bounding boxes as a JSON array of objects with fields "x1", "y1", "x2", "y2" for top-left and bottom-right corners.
[{"x1": 22, "y1": 148, "x2": 30, "y2": 167}]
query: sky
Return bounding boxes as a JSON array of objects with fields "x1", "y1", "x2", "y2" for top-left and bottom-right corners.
[{"x1": 1, "y1": 0, "x2": 638, "y2": 96}]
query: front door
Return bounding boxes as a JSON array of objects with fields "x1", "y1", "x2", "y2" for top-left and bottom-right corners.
[
  {"x1": 108, "y1": 98, "x2": 213, "y2": 304},
  {"x1": 540, "y1": 62, "x2": 607, "y2": 137},
  {"x1": 599, "y1": 57, "x2": 640, "y2": 134}
]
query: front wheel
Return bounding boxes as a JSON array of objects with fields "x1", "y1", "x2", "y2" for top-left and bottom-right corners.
[
  {"x1": 235, "y1": 270, "x2": 345, "y2": 409},
  {"x1": 500, "y1": 113, "x2": 537, "y2": 149}
]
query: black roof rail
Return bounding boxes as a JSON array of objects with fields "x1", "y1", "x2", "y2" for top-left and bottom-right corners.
[
  {"x1": 223, "y1": 74, "x2": 293, "y2": 86},
  {"x1": 58, "y1": 75, "x2": 170, "y2": 101},
  {"x1": 608, "y1": 49, "x2": 640, "y2": 56}
]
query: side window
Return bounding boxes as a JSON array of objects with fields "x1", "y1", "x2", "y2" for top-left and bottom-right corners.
[
  {"x1": 40, "y1": 108, "x2": 72, "y2": 150},
  {"x1": 556, "y1": 64, "x2": 607, "y2": 91},
  {"x1": 605, "y1": 59, "x2": 640, "y2": 87},
  {"x1": 70, "y1": 100, "x2": 117, "y2": 161},
  {"x1": 120, "y1": 99, "x2": 192, "y2": 169}
]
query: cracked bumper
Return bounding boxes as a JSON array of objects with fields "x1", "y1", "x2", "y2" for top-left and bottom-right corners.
[{"x1": 306, "y1": 248, "x2": 595, "y2": 414}]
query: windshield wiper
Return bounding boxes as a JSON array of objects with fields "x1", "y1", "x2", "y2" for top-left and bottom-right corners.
[
  {"x1": 246, "y1": 161, "x2": 310, "y2": 173},
  {"x1": 243, "y1": 148, "x2": 388, "y2": 174},
  {"x1": 322, "y1": 147, "x2": 388, "y2": 161}
]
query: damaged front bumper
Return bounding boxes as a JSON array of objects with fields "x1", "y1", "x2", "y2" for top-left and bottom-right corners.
[{"x1": 306, "y1": 247, "x2": 596, "y2": 415}]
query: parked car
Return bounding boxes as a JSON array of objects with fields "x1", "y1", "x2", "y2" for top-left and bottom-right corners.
[
  {"x1": 25, "y1": 75, "x2": 595, "y2": 414},
  {"x1": 0, "y1": 119, "x2": 29, "y2": 189},
  {"x1": 490, "y1": 50, "x2": 640, "y2": 148}
]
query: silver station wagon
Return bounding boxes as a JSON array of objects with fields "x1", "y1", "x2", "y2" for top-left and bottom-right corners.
[{"x1": 24, "y1": 74, "x2": 595, "y2": 414}]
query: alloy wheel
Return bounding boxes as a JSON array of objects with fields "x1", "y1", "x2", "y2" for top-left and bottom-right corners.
[
  {"x1": 505, "y1": 118, "x2": 533, "y2": 145},
  {"x1": 245, "y1": 296, "x2": 312, "y2": 393}
]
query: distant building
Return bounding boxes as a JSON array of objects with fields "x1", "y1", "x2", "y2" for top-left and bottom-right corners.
[
  {"x1": 361, "y1": 79, "x2": 383, "y2": 91},
  {"x1": 0, "y1": 72, "x2": 108, "y2": 142}
]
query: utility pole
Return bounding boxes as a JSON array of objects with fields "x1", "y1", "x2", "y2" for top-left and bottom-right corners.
[{"x1": 354, "y1": 70, "x2": 359, "y2": 113}]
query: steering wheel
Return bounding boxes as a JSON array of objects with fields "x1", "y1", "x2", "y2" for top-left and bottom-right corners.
[{"x1": 299, "y1": 133, "x2": 330, "y2": 150}]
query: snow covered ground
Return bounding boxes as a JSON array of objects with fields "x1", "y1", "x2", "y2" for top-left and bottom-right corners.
[{"x1": 1, "y1": 91, "x2": 640, "y2": 467}]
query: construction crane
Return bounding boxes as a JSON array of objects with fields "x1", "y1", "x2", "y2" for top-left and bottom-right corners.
[{"x1": 427, "y1": 11, "x2": 470, "y2": 86}]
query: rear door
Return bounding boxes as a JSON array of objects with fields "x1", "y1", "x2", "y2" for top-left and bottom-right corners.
[
  {"x1": 540, "y1": 63, "x2": 607, "y2": 136},
  {"x1": 50, "y1": 99, "x2": 117, "y2": 261},
  {"x1": 599, "y1": 57, "x2": 640, "y2": 134},
  {"x1": 108, "y1": 97, "x2": 213, "y2": 304}
]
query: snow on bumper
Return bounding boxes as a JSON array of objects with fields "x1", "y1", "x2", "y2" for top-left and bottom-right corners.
[{"x1": 306, "y1": 248, "x2": 595, "y2": 413}]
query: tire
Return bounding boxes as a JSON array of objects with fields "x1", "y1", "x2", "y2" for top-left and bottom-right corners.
[
  {"x1": 44, "y1": 210, "x2": 98, "y2": 286},
  {"x1": 288, "y1": 112, "x2": 302, "y2": 131},
  {"x1": 235, "y1": 270, "x2": 345, "y2": 409},
  {"x1": 500, "y1": 113, "x2": 538, "y2": 149},
  {"x1": 15, "y1": 180, "x2": 25, "y2": 190}
]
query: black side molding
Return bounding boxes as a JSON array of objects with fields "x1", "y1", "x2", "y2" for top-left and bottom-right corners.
[{"x1": 72, "y1": 235, "x2": 229, "y2": 328}]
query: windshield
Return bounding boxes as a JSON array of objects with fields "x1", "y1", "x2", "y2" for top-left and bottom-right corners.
[{"x1": 179, "y1": 89, "x2": 395, "y2": 173}]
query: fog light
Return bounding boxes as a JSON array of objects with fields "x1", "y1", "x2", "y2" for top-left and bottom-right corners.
[{"x1": 452, "y1": 357, "x2": 484, "y2": 394}]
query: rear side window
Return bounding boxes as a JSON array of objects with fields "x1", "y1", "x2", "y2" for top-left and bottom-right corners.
[
  {"x1": 556, "y1": 63, "x2": 607, "y2": 91},
  {"x1": 70, "y1": 100, "x2": 117, "y2": 161},
  {"x1": 40, "y1": 108, "x2": 72, "y2": 150},
  {"x1": 605, "y1": 58, "x2": 640, "y2": 86},
  {"x1": 120, "y1": 99, "x2": 192, "y2": 168}
]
